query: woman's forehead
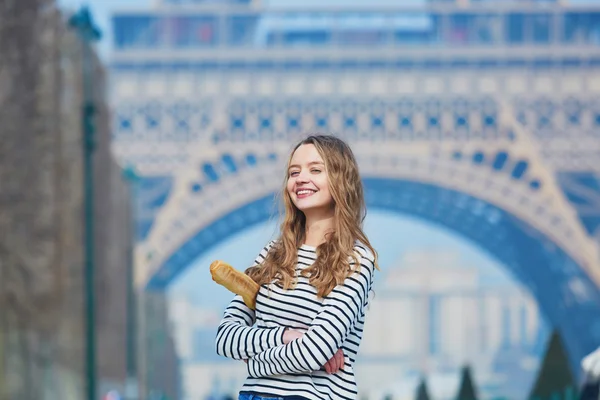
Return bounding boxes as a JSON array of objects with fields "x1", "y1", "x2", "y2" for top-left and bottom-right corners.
[{"x1": 290, "y1": 143, "x2": 323, "y2": 163}]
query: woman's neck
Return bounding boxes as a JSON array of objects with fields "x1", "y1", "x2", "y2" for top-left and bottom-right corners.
[{"x1": 303, "y1": 214, "x2": 335, "y2": 247}]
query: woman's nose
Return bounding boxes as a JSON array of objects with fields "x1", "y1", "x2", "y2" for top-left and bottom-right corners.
[{"x1": 295, "y1": 171, "x2": 309, "y2": 183}]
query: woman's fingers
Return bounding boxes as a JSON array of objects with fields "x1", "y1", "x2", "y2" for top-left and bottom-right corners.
[
  {"x1": 324, "y1": 358, "x2": 332, "y2": 374},
  {"x1": 322, "y1": 349, "x2": 345, "y2": 374},
  {"x1": 335, "y1": 349, "x2": 344, "y2": 371}
]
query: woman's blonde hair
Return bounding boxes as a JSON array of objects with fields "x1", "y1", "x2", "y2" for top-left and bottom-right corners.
[{"x1": 246, "y1": 134, "x2": 378, "y2": 297}]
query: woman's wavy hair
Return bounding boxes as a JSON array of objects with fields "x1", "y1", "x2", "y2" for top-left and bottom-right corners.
[{"x1": 246, "y1": 134, "x2": 379, "y2": 297}]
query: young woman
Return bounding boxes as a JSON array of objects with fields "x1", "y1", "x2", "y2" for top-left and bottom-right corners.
[{"x1": 215, "y1": 134, "x2": 378, "y2": 400}]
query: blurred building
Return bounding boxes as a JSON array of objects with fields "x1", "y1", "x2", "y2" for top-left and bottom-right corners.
[
  {"x1": 0, "y1": 2, "x2": 134, "y2": 399},
  {"x1": 141, "y1": 292, "x2": 182, "y2": 400},
  {"x1": 168, "y1": 297, "x2": 238, "y2": 399},
  {"x1": 358, "y1": 250, "x2": 543, "y2": 399}
]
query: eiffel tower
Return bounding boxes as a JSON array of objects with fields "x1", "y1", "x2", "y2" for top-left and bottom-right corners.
[{"x1": 109, "y1": 0, "x2": 600, "y2": 378}]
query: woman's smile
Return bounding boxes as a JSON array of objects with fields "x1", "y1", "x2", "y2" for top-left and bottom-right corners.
[{"x1": 296, "y1": 188, "x2": 317, "y2": 198}]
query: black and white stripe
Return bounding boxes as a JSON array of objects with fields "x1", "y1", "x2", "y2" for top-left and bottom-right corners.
[{"x1": 215, "y1": 241, "x2": 376, "y2": 400}]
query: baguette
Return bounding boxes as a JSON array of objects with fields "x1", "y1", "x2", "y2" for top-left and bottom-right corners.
[{"x1": 210, "y1": 260, "x2": 260, "y2": 309}]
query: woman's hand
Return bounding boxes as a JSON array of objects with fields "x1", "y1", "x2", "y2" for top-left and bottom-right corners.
[
  {"x1": 282, "y1": 328, "x2": 304, "y2": 344},
  {"x1": 323, "y1": 349, "x2": 344, "y2": 374},
  {"x1": 282, "y1": 328, "x2": 344, "y2": 374}
]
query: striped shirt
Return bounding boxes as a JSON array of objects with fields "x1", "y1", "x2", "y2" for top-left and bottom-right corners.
[{"x1": 215, "y1": 241, "x2": 376, "y2": 400}]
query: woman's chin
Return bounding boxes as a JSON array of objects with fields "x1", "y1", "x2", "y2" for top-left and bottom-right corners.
[
  {"x1": 295, "y1": 203, "x2": 332, "y2": 216},
  {"x1": 295, "y1": 204, "x2": 315, "y2": 213}
]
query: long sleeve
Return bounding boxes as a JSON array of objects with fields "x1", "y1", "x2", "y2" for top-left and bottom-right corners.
[
  {"x1": 246, "y1": 249, "x2": 375, "y2": 377},
  {"x1": 215, "y1": 295, "x2": 286, "y2": 360},
  {"x1": 215, "y1": 241, "x2": 285, "y2": 360}
]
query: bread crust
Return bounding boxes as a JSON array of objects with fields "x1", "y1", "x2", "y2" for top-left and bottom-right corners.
[{"x1": 210, "y1": 260, "x2": 260, "y2": 309}]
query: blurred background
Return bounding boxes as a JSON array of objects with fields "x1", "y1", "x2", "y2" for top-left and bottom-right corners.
[{"x1": 1, "y1": 0, "x2": 600, "y2": 399}]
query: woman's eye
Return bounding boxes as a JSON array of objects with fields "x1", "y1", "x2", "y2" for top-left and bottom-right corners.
[
  {"x1": 311, "y1": 169, "x2": 321, "y2": 173},
  {"x1": 290, "y1": 171, "x2": 299, "y2": 177}
]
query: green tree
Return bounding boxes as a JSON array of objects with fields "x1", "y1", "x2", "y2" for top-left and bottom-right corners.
[
  {"x1": 528, "y1": 329, "x2": 577, "y2": 399},
  {"x1": 455, "y1": 365, "x2": 478, "y2": 400},
  {"x1": 415, "y1": 377, "x2": 432, "y2": 400}
]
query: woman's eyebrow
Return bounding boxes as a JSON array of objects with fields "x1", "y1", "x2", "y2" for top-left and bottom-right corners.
[{"x1": 288, "y1": 161, "x2": 324, "y2": 169}]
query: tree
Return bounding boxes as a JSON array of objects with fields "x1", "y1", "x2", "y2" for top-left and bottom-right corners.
[
  {"x1": 415, "y1": 377, "x2": 432, "y2": 400},
  {"x1": 527, "y1": 329, "x2": 577, "y2": 399},
  {"x1": 455, "y1": 365, "x2": 478, "y2": 400}
]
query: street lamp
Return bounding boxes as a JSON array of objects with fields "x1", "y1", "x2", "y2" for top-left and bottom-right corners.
[
  {"x1": 122, "y1": 165, "x2": 140, "y2": 400},
  {"x1": 68, "y1": 7, "x2": 102, "y2": 400}
]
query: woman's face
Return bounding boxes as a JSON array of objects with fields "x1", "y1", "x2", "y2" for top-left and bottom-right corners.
[{"x1": 287, "y1": 144, "x2": 334, "y2": 217}]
